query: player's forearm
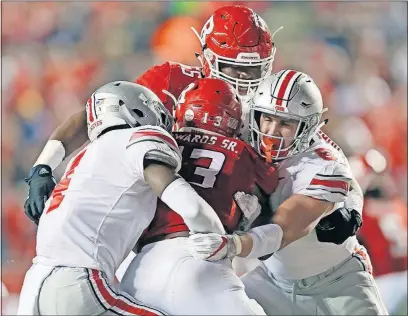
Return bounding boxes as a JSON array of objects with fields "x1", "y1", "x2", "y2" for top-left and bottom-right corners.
[
  {"x1": 235, "y1": 223, "x2": 283, "y2": 258},
  {"x1": 274, "y1": 195, "x2": 334, "y2": 249},
  {"x1": 236, "y1": 208, "x2": 327, "y2": 259},
  {"x1": 161, "y1": 178, "x2": 226, "y2": 235},
  {"x1": 275, "y1": 208, "x2": 321, "y2": 249},
  {"x1": 49, "y1": 109, "x2": 88, "y2": 157},
  {"x1": 34, "y1": 109, "x2": 88, "y2": 170}
]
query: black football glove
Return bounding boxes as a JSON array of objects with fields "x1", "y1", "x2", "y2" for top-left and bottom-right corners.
[
  {"x1": 24, "y1": 164, "x2": 56, "y2": 225},
  {"x1": 316, "y1": 208, "x2": 362, "y2": 245}
]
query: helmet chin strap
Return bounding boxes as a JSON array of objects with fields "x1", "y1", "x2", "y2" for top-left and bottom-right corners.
[
  {"x1": 316, "y1": 108, "x2": 329, "y2": 130},
  {"x1": 194, "y1": 52, "x2": 205, "y2": 68}
]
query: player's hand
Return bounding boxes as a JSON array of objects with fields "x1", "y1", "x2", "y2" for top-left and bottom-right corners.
[
  {"x1": 188, "y1": 233, "x2": 242, "y2": 261},
  {"x1": 316, "y1": 208, "x2": 362, "y2": 245},
  {"x1": 234, "y1": 191, "x2": 261, "y2": 231},
  {"x1": 24, "y1": 164, "x2": 56, "y2": 225}
]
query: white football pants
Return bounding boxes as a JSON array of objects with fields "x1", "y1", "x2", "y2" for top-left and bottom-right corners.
[
  {"x1": 241, "y1": 254, "x2": 389, "y2": 315},
  {"x1": 17, "y1": 263, "x2": 164, "y2": 315},
  {"x1": 120, "y1": 237, "x2": 266, "y2": 315}
]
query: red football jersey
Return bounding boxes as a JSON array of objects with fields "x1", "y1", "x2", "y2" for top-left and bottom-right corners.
[
  {"x1": 141, "y1": 131, "x2": 278, "y2": 244},
  {"x1": 135, "y1": 62, "x2": 203, "y2": 113},
  {"x1": 358, "y1": 197, "x2": 407, "y2": 276}
]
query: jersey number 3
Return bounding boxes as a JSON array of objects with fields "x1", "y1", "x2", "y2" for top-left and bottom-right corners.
[{"x1": 179, "y1": 146, "x2": 225, "y2": 188}]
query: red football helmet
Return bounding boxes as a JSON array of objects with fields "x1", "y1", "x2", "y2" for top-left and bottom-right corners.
[
  {"x1": 174, "y1": 78, "x2": 242, "y2": 137},
  {"x1": 193, "y1": 5, "x2": 276, "y2": 98}
]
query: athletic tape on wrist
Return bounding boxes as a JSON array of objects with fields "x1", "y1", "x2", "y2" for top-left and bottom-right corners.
[{"x1": 247, "y1": 224, "x2": 283, "y2": 259}]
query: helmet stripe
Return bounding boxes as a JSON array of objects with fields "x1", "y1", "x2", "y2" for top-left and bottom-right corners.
[
  {"x1": 270, "y1": 70, "x2": 289, "y2": 107},
  {"x1": 275, "y1": 70, "x2": 297, "y2": 106},
  {"x1": 281, "y1": 72, "x2": 303, "y2": 108},
  {"x1": 92, "y1": 93, "x2": 98, "y2": 119},
  {"x1": 86, "y1": 95, "x2": 95, "y2": 123}
]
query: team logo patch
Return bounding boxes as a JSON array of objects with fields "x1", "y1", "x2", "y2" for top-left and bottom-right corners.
[{"x1": 184, "y1": 109, "x2": 195, "y2": 121}]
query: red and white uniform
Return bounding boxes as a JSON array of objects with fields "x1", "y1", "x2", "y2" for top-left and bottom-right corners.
[
  {"x1": 35, "y1": 126, "x2": 180, "y2": 281},
  {"x1": 135, "y1": 62, "x2": 253, "y2": 135},
  {"x1": 120, "y1": 131, "x2": 277, "y2": 315},
  {"x1": 264, "y1": 138, "x2": 358, "y2": 279},
  {"x1": 241, "y1": 137, "x2": 388, "y2": 315},
  {"x1": 141, "y1": 131, "x2": 277, "y2": 244},
  {"x1": 18, "y1": 126, "x2": 180, "y2": 315},
  {"x1": 135, "y1": 62, "x2": 202, "y2": 113}
]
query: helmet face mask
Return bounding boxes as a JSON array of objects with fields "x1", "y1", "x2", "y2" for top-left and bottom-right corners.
[
  {"x1": 203, "y1": 48, "x2": 275, "y2": 98},
  {"x1": 194, "y1": 5, "x2": 276, "y2": 99},
  {"x1": 249, "y1": 70, "x2": 325, "y2": 161},
  {"x1": 86, "y1": 81, "x2": 173, "y2": 141},
  {"x1": 250, "y1": 110, "x2": 321, "y2": 161}
]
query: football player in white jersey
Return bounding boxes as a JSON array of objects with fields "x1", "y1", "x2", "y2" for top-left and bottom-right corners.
[
  {"x1": 188, "y1": 70, "x2": 388, "y2": 315},
  {"x1": 17, "y1": 81, "x2": 225, "y2": 315}
]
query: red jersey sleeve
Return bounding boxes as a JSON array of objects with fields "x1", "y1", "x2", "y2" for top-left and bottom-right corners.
[
  {"x1": 135, "y1": 62, "x2": 202, "y2": 113},
  {"x1": 135, "y1": 62, "x2": 172, "y2": 112}
]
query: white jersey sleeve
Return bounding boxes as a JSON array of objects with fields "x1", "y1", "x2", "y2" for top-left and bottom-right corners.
[
  {"x1": 298, "y1": 161, "x2": 352, "y2": 203},
  {"x1": 125, "y1": 126, "x2": 182, "y2": 178},
  {"x1": 316, "y1": 130, "x2": 363, "y2": 213}
]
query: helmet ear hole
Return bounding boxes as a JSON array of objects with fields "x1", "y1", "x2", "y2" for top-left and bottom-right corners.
[
  {"x1": 297, "y1": 121, "x2": 306, "y2": 137},
  {"x1": 254, "y1": 110, "x2": 262, "y2": 126},
  {"x1": 119, "y1": 100, "x2": 124, "y2": 106},
  {"x1": 133, "y1": 109, "x2": 144, "y2": 118},
  {"x1": 114, "y1": 82, "x2": 121, "y2": 86},
  {"x1": 160, "y1": 113, "x2": 167, "y2": 123}
]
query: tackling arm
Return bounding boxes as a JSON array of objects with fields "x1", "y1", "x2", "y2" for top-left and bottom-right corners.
[
  {"x1": 188, "y1": 194, "x2": 334, "y2": 261},
  {"x1": 48, "y1": 109, "x2": 88, "y2": 160},
  {"x1": 24, "y1": 109, "x2": 88, "y2": 224},
  {"x1": 34, "y1": 109, "x2": 88, "y2": 169},
  {"x1": 271, "y1": 194, "x2": 333, "y2": 249},
  {"x1": 143, "y1": 162, "x2": 226, "y2": 235},
  {"x1": 237, "y1": 194, "x2": 333, "y2": 257}
]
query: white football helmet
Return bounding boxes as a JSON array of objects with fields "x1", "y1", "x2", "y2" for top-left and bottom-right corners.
[
  {"x1": 249, "y1": 70, "x2": 325, "y2": 161},
  {"x1": 86, "y1": 81, "x2": 173, "y2": 141}
]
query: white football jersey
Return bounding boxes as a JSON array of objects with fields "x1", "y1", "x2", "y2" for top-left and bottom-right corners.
[
  {"x1": 264, "y1": 137, "x2": 360, "y2": 279},
  {"x1": 34, "y1": 126, "x2": 181, "y2": 282}
]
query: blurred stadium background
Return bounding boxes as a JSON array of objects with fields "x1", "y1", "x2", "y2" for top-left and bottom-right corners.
[{"x1": 1, "y1": 1, "x2": 407, "y2": 314}]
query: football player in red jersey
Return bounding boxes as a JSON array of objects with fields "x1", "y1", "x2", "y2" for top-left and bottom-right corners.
[
  {"x1": 118, "y1": 78, "x2": 289, "y2": 315},
  {"x1": 25, "y1": 4, "x2": 361, "y2": 253},
  {"x1": 24, "y1": 5, "x2": 277, "y2": 223}
]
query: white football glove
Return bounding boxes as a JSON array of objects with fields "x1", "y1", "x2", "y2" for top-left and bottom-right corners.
[
  {"x1": 188, "y1": 233, "x2": 242, "y2": 261},
  {"x1": 234, "y1": 191, "x2": 262, "y2": 231}
]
